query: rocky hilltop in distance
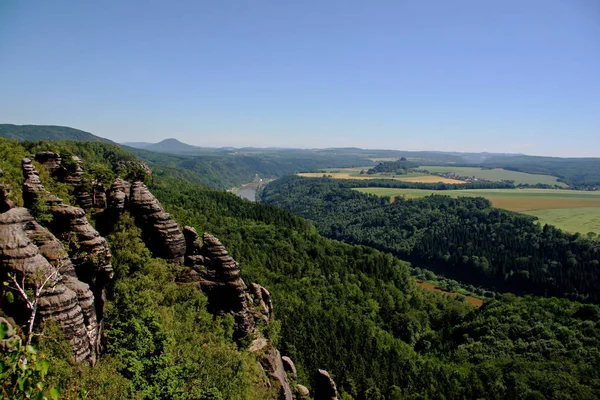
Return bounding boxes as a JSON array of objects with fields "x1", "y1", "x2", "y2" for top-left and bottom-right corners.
[{"x1": 0, "y1": 149, "x2": 338, "y2": 399}]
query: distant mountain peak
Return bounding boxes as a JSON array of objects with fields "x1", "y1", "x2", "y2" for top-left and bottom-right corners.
[{"x1": 143, "y1": 137, "x2": 199, "y2": 153}]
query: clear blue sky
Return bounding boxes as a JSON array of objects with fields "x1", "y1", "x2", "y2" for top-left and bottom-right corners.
[{"x1": 1, "y1": 0, "x2": 599, "y2": 156}]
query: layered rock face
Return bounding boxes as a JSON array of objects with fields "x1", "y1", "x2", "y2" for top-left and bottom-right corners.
[
  {"x1": 107, "y1": 178, "x2": 130, "y2": 211},
  {"x1": 0, "y1": 185, "x2": 15, "y2": 213},
  {"x1": 22, "y1": 158, "x2": 62, "y2": 208},
  {"x1": 0, "y1": 207, "x2": 98, "y2": 362},
  {"x1": 178, "y1": 228, "x2": 295, "y2": 399},
  {"x1": 129, "y1": 181, "x2": 185, "y2": 262},
  {"x1": 50, "y1": 204, "x2": 113, "y2": 324},
  {"x1": 0, "y1": 159, "x2": 114, "y2": 362},
  {"x1": 34, "y1": 151, "x2": 62, "y2": 173}
]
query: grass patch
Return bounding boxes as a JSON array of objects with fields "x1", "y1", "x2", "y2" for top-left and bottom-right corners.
[
  {"x1": 523, "y1": 207, "x2": 600, "y2": 235},
  {"x1": 419, "y1": 166, "x2": 566, "y2": 186}
]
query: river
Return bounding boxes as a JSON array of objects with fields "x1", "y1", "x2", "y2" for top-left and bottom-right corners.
[{"x1": 236, "y1": 182, "x2": 260, "y2": 201}]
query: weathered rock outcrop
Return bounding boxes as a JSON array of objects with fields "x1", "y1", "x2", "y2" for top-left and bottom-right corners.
[
  {"x1": 315, "y1": 370, "x2": 339, "y2": 400},
  {"x1": 22, "y1": 219, "x2": 100, "y2": 353},
  {"x1": 61, "y1": 156, "x2": 84, "y2": 187},
  {"x1": 0, "y1": 207, "x2": 96, "y2": 362},
  {"x1": 34, "y1": 151, "x2": 62, "y2": 173},
  {"x1": 93, "y1": 186, "x2": 107, "y2": 209},
  {"x1": 282, "y1": 356, "x2": 297, "y2": 378},
  {"x1": 250, "y1": 282, "x2": 274, "y2": 323},
  {"x1": 259, "y1": 347, "x2": 294, "y2": 400},
  {"x1": 297, "y1": 384, "x2": 310, "y2": 398},
  {"x1": 129, "y1": 181, "x2": 185, "y2": 262},
  {"x1": 197, "y1": 233, "x2": 248, "y2": 312},
  {"x1": 107, "y1": 178, "x2": 130, "y2": 211},
  {"x1": 49, "y1": 205, "x2": 113, "y2": 320},
  {"x1": 0, "y1": 184, "x2": 15, "y2": 213},
  {"x1": 75, "y1": 191, "x2": 94, "y2": 210},
  {"x1": 22, "y1": 158, "x2": 62, "y2": 208}
]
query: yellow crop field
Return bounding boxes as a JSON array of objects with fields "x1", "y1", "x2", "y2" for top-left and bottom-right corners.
[{"x1": 297, "y1": 172, "x2": 464, "y2": 184}]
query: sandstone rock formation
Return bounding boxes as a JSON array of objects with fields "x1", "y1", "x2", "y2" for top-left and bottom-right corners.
[
  {"x1": 93, "y1": 186, "x2": 107, "y2": 209},
  {"x1": 49, "y1": 204, "x2": 114, "y2": 322},
  {"x1": 177, "y1": 230, "x2": 297, "y2": 399},
  {"x1": 281, "y1": 356, "x2": 297, "y2": 378},
  {"x1": 297, "y1": 384, "x2": 310, "y2": 398},
  {"x1": 250, "y1": 282, "x2": 274, "y2": 323},
  {"x1": 259, "y1": 347, "x2": 293, "y2": 400},
  {"x1": 129, "y1": 181, "x2": 185, "y2": 262},
  {"x1": 107, "y1": 178, "x2": 130, "y2": 211},
  {"x1": 315, "y1": 370, "x2": 339, "y2": 400},
  {"x1": 22, "y1": 158, "x2": 62, "y2": 208},
  {"x1": 61, "y1": 156, "x2": 84, "y2": 186},
  {"x1": 0, "y1": 185, "x2": 15, "y2": 213},
  {"x1": 0, "y1": 207, "x2": 97, "y2": 362},
  {"x1": 34, "y1": 151, "x2": 62, "y2": 173}
]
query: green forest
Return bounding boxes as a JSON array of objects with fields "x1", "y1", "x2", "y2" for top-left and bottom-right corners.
[
  {"x1": 261, "y1": 176, "x2": 600, "y2": 302},
  {"x1": 1, "y1": 139, "x2": 600, "y2": 399}
]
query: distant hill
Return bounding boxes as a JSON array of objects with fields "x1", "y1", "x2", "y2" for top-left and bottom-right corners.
[
  {"x1": 144, "y1": 138, "x2": 200, "y2": 153},
  {"x1": 0, "y1": 124, "x2": 115, "y2": 144}
]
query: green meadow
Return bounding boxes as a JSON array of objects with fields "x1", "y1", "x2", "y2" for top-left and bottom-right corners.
[{"x1": 419, "y1": 166, "x2": 567, "y2": 186}]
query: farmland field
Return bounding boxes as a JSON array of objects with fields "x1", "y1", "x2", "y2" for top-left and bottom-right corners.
[
  {"x1": 356, "y1": 187, "x2": 600, "y2": 234},
  {"x1": 298, "y1": 171, "x2": 465, "y2": 184},
  {"x1": 419, "y1": 166, "x2": 566, "y2": 187}
]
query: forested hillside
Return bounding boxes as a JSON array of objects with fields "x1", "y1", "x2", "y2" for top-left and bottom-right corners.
[
  {"x1": 0, "y1": 124, "x2": 115, "y2": 144},
  {"x1": 125, "y1": 146, "x2": 373, "y2": 189},
  {"x1": 261, "y1": 176, "x2": 600, "y2": 302},
  {"x1": 1, "y1": 139, "x2": 600, "y2": 399}
]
